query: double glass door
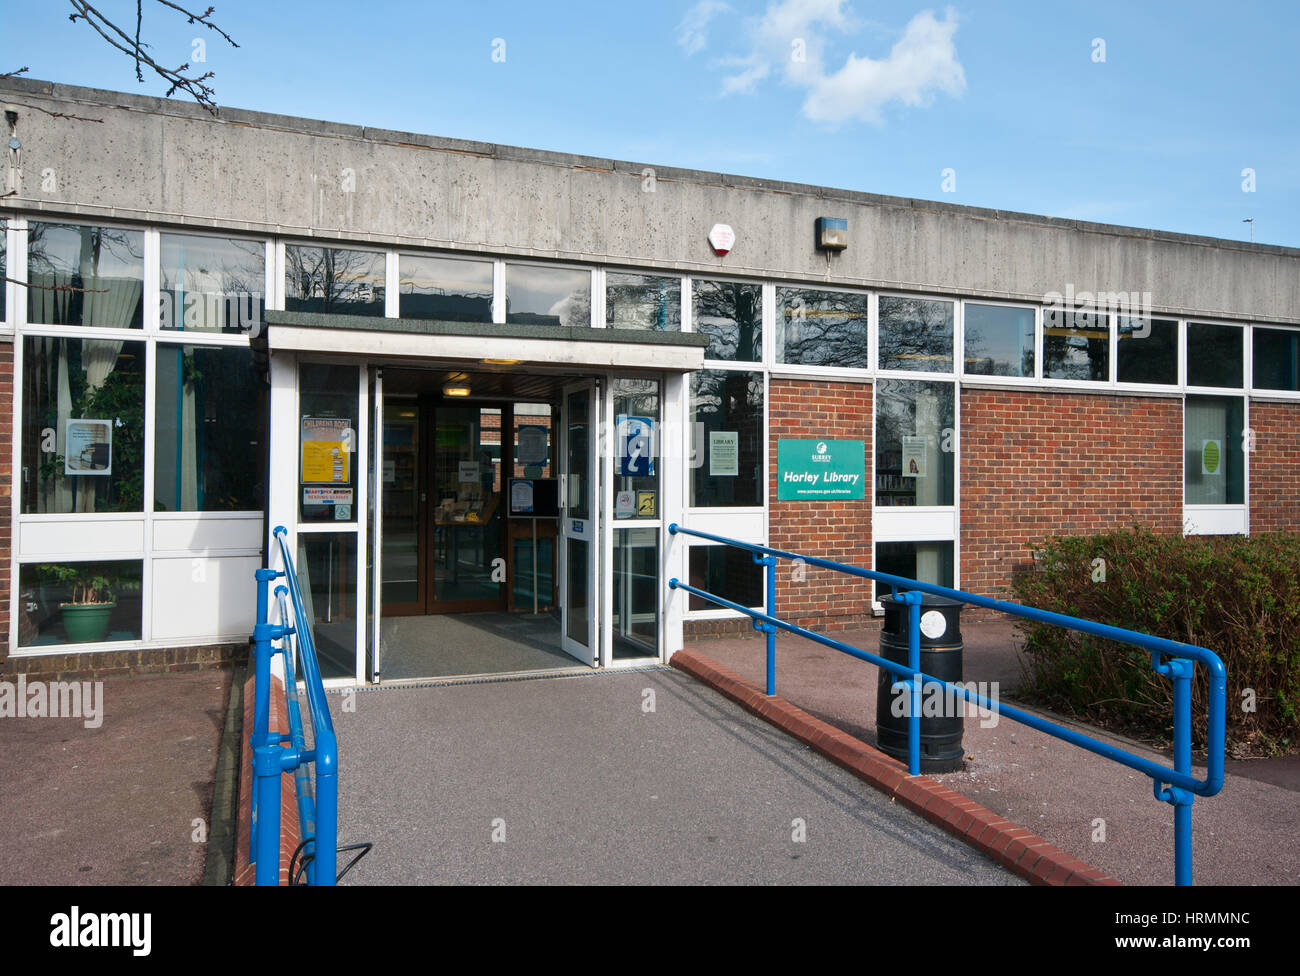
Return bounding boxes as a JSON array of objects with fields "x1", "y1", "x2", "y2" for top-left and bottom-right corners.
[{"x1": 380, "y1": 399, "x2": 508, "y2": 614}]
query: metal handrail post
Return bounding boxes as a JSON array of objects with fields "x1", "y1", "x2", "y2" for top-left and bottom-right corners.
[
  {"x1": 900, "y1": 591, "x2": 923, "y2": 776},
  {"x1": 249, "y1": 566, "x2": 279, "y2": 871},
  {"x1": 314, "y1": 731, "x2": 339, "y2": 886},
  {"x1": 1156, "y1": 656, "x2": 1196, "y2": 886},
  {"x1": 753, "y1": 553, "x2": 778, "y2": 696}
]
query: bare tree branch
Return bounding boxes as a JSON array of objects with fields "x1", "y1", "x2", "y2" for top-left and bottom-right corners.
[
  {"x1": 2, "y1": 101, "x2": 104, "y2": 123},
  {"x1": 156, "y1": 2, "x2": 238, "y2": 48},
  {"x1": 2, "y1": 66, "x2": 31, "y2": 79},
  {"x1": 66, "y1": 1, "x2": 239, "y2": 113},
  {"x1": 4, "y1": 276, "x2": 109, "y2": 294}
]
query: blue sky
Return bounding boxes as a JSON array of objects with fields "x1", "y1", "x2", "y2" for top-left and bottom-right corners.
[{"x1": 3, "y1": 1, "x2": 1297, "y2": 246}]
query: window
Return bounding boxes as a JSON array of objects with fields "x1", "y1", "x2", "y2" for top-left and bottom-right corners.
[
  {"x1": 607, "y1": 272, "x2": 680, "y2": 331},
  {"x1": 776, "y1": 286, "x2": 868, "y2": 368},
  {"x1": 688, "y1": 545, "x2": 762, "y2": 611},
  {"x1": 1186, "y1": 323, "x2": 1242, "y2": 388},
  {"x1": 160, "y1": 233, "x2": 265, "y2": 333},
  {"x1": 298, "y1": 363, "x2": 359, "y2": 523},
  {"x1": 612, "y1": 378, "x2": 659, "y2": 515},
  {"x1": 285, "y1": 245, "x2": 385, "y2": 317},
  {"x1": 504, "y1": 263, "x2": 589, "y2": 327},
  {"x1": 398, "y1": 253, "x2": 493, "y2": 322},
  {"x1": 296, "y1": 533, "x2": 356, "y2": 681},
  {"x1": 27, "y1": 222, "x2": 144, "y2": 329},
  {"x1": 879, "y1": 296, "x2": 954, "y2": 373},
  {"x1": 18, "y1": 560, "x2": 143, "y2": 648},
  {"x1": 1253, "y1": 327, "x2": 1300, "y2": 392},
  {"x1": 875, "y1": 380, "x2": 955, "y2": 507},
  {"x1": 693, "y1": 279, "x2": 761, "y2": 362},
  {"x1": 613, "y1": 528, "x2": 658, "y2": 656},
  {"x1": 963, "y1": 303, "x2": 1034, "y2": 377},
  {"x1": 1184, "y1": 395, "x2": 1244, "y2": 505},
  {"x1": 154, "y1": 345, "x2": 267, "y2": 511},
  {"x1": 690, "y1": 369, "x2": 764, "y2": 507},
  {"x1": 22, "y1": 337, "x2": 146, "y2": 514},
  {"x1": 1117, "y1": 317, "x2": 1178, "y2": 385},
  {"x1": 873, "y1": 541, "x2": 954, "y2": 601},
  {"x1": 1043, "y1": 309, "x2": 1109, "y2": 381}
]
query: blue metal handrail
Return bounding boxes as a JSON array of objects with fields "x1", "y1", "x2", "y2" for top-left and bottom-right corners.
[
  {"x1": 247, "y1": 525, "x2": 339, "y2": 886},
  {"x1": 667, "y1": 523, "x2": 1227, "y2": 886}
]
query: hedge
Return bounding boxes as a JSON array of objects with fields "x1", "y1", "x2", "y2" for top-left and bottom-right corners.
[{"x1": 1009, "y1": 528, "x2": 1300, "y2": 757}]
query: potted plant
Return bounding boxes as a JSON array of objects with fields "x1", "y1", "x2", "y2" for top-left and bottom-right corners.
[{"x1": 39, "y1": 564, "x2": 119, "y2": 644}]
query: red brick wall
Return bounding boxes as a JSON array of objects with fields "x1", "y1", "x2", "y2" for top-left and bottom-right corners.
[
  {"x1": 234, "y1": 672, "x2": 300, "y2": 886},
  {"x1": 1249, "y1": 399, "x2": 1300, "y2": 532},
  {"x1": 768, "y1": 380, "x2": 873, "y2": 631},
  {"x1": 960, "y1": 388, "x2": 1183, "y2": 599}
]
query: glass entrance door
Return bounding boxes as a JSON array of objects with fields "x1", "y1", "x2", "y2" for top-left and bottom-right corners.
[
  {"x1": 559, "y1": 380, "x2": 598, "y2": 664},
  {"x1": 428, "y1": 404, "x2": 508, "y2": 612},
  {"x1": 379, "y1": 400, "x2": 509, "y2": 615},
  {"x1": 379, "y1": 395, "x2": 422, "y2": 615}
]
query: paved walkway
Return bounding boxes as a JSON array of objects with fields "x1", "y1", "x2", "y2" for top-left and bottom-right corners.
[
  {"x1": 328, "y1": 668, "x2": 1021, "y2": 885},
  {"x1": 0, "y1": 670, "x2": 231, "y2": 885},
  {"x1": 691, "y1": 622, "x2": 1300, "y2": 886}
]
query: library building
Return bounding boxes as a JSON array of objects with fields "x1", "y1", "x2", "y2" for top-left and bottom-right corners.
[{"x1": 1, "y1": 77, "x2": 1298, "y2": 686}]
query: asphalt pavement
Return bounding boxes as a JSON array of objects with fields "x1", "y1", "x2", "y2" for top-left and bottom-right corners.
[{"x1": 327, "y1": 667, "x2": 1022, "y2": 885}]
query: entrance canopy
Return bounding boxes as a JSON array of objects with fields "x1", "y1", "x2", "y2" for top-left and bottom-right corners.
[{"x1": 258, "y1": 310, "x2": 708, "y2": 372}]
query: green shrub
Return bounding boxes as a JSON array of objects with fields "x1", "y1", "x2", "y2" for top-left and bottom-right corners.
[{"x1": 1009, "y1": 528, "x2": 1300, "y2": 757}]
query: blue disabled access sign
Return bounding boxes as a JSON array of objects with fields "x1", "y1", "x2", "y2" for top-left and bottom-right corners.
[{"x1": 777, "y1": 439, "x2": 865, "y2": 500}]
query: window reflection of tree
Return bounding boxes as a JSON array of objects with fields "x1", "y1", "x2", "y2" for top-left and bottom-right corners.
[
  {"x1": 691, "y1": 369, "x2": 762, "y2": 506},
  {"x1": 879, "y1": 297, "x2": 953, "y2": 371},
  {"x1": 964, "y1": 307, "x2": 1035, "y2": 377},
  {"x1": 1043, "y1": 309, "x2": 1108, "y2": 381},
  {"x1": 161, "y1": 236, "x2": 264, "y2": 332},
  {"x1": 607, "y1": 275, "x2": 680, "y2": 330},
  {"x1": 694, "y1": 280, "x2": 761, "y2": 361},
  {"x1": 778, "y1": 288, "x2": 867, "y2": 367},
  {"x1": 27, "y1": 223, "x2": 145, "y2": 328},
  {"x1": 285, "y1": 246, "x2": 385, "y2": 316},
  {"x1": 875, "y1": 380, "x2": 955, "y2": 506}
]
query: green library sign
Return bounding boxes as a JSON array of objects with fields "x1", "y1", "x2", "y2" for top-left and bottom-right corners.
[{"x1": 777, "y1": 439, "x2": 866, "y2": 500}]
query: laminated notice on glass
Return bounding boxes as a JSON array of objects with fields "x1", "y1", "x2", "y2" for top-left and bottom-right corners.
[
  {"x1": 636, "y1": 491, "x2": 656, "y2": 517},
  {"x1": 302, "y1": 487, "x2": 353, "y2": 506},
  {"x1": 1202, "y1": 440, "x2": 1222, "y2": 476},
  {"x1": 901, "y1": 435, "x2": 928, "y2": 478},
  {"x1": 709, "y1": 431, "x2": 739, "y2": 476},
  {"x1": 615, "y1": 490, "x2": 635, "y2": 517},
  {"x1": 300, "y1": 416, "x2": 351, "y2": 483},
  {"x1": 65, "y1": 419, "x2": 113, "y2": 476}
]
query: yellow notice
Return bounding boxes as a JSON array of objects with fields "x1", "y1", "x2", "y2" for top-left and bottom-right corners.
[{"x1": 301, "y1": 416, "x2": 351, "y2": 484}]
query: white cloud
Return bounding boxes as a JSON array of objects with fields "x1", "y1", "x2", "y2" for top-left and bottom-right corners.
[
  {"x1": 803, "y1": 9, "x2": 965, "y2": 123},
  {"x1": 718, "y1": 56, "x2": 771, "y2": 95},
  {"x1": 700, "y1": 2, "x2": 965, "y2": 125},
  {"x1": 677, "y1": 0, "x2": 732, "y2": 55}
]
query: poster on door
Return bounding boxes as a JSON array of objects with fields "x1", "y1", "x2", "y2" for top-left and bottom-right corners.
[{"x1": 300, "y1": 416, "x2": 351, "y2": 484}]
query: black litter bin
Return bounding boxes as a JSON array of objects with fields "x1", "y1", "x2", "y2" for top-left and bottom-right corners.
[{"x1": 875, "y1": 593, "x2": 965, "y2": 773}]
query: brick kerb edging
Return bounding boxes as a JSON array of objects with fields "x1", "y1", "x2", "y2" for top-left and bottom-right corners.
[
  {"x1": 233, "y1": 673, "x2": 300, "y2": 887},
  {"x1": 670, "y1": 648, "x2": 1121, "y2": 886}
]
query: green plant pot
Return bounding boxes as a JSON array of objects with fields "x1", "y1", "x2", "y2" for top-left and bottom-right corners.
[{"x1": 60, "y1": 601, "x2": 116, "y2": 644}]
